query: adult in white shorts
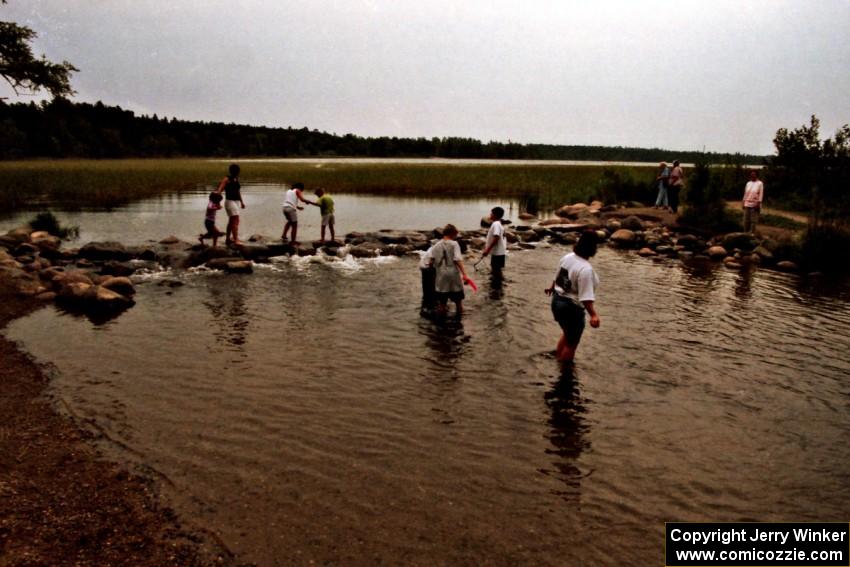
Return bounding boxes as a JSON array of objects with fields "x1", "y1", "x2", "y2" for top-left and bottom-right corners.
[{"x1": 281, "y1": 182, "x2": 314, "y2": 245}]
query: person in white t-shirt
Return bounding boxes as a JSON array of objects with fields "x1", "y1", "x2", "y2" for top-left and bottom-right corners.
[
  {"x1": 481, "y1": 206, "x2": 507, "y2": 276},
  {"x1": 545, "y1": 231, "x2": 601, "y2": 362},
  {"x1": 281, "y1": 182, "x2": 315, "y2": 245},
  {"x1": 742, "y1": 170, "x2": 764, "y2": 233},
  {"x1": 431, "y1": 224, "x2": 472, "y2": 316}
]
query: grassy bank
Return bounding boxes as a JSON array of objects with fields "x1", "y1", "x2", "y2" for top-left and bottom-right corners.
[{"x1": 0, "y1": 159, "x2": 657, "y2": 211}]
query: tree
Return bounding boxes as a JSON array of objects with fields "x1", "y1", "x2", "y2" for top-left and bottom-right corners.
[{"x1": 0, "y1": 3, "x2": 77, "y2": 98}]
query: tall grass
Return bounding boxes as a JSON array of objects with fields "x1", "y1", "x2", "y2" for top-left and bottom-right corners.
[{"x1": 0, "y1": 159, "x2": 657, "y2": 211}]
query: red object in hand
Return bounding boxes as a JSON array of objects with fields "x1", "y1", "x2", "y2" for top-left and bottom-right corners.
[{"x1": 463, "y1": 276, "x2": 478, "y2": 292}]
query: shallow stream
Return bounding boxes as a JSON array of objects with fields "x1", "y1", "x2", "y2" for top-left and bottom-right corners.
[{"x1": 5, "y1": 193, "x2": 850, "y2": 565}]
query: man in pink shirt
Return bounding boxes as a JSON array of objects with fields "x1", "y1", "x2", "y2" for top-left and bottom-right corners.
[{"x1": 742, "y1": 170, "x2": 764, "y2": 233}]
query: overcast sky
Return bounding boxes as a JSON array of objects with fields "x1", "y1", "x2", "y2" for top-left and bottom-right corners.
[{"x1": 2, "y1": 0, "x2": 848, "y2": 155}]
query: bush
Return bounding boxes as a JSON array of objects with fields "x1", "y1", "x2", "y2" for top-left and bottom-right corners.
[
  {"x1": 679, "y1": 163, "x2": 742, "y2": 233},
  {"x1": 28, "y1": 210, "x2": 79, "y2": 239},
  {"x1": 595, "y1": 168, "x2": 654, "y2": 205},
  {"x1": 801, "y1": 225, "x2": 850, "y2": 273}
]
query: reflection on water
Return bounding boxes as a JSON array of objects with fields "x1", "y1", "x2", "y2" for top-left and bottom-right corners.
[
  {"x1": 543, "y1": 363, "x2": 591, "y2": 504},
  {"x1": 0, "y1": 187, "x2": 519, "y2": 245},
  {"x1": 6, "y1": 246, "x2": 850, "y2": 566}
]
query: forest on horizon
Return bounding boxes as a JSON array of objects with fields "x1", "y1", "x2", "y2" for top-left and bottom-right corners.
[{"x1": 0, "y1": 98, "x2": 766, "y2": 164}]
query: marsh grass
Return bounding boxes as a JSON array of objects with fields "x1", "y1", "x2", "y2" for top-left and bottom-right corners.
[{"x1": 0, "y1": 159, "x2": 656, "y2": 211}]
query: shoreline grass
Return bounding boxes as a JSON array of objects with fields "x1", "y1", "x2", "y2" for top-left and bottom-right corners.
[{"x1": 0, "y1": 158, "x2": 658, "y2": 211}]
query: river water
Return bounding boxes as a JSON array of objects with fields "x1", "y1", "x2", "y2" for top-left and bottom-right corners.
[
  {"x1": 0, "y1": 184, "x2": 518, "y2": 245},
  {"x1": 5, "y1": 194, "x2": 850, "y2": 565}
]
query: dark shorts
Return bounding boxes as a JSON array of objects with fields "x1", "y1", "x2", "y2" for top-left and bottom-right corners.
[
  {"x1": 203, "y1": 219, "x2": 220, "y2": 236},
  {"x1": 436, "y1": 290, "x2": 465, "y2": 304},
  {"x1": 420, "y1": 267, "x2": 436, "y2": 308},
  {"x1": 491, "y1": 254, "x2": 506, "y2": 270},
  {"x1": 551, "y1": 295, "x2": 585, "y2": 346}
]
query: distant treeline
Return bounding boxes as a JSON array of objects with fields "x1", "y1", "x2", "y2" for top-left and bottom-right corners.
[{"x1": 0, "y1": 98, "x2": 766, "y2": 163}]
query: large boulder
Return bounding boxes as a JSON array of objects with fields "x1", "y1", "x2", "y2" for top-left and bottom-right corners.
[
  {"x1": 79, "y1": 241, "x2": 131, "y2": 261},
  {"x1": 84, "y1": 285, "x2": 135, "y2": 310},
  {"x1": 100, "y1": 260, "x2": 137, "y2": 277},
  {"x1": 31, "y1": 233, "x2": 62, "y2": 253},
  {"x1": 224, "y1": 260, "x2": 253, "y2": 273},
  {"x1": 609, "y1": 229, "x2": 637, "y2": 246},
  {"x1": 100, "y1": 276, "x2": 136, "y2": 296},
  {"x1": 206, "y1": 256, "x2": 244, "y2": 270},
  {"x1": 58, "y1": 281, "x2": 92, "y2": 301},
  {"x1": 619, "y1": 215, "x2": 644, "y2": 231}
]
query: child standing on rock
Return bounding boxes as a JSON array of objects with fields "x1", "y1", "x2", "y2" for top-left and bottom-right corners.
[
  {"x1": 311, "y1": 188, "x2": 336, "y2": 243},
  {"x1": 199, "y1": 191, "x2": 224, "y2": 247}
]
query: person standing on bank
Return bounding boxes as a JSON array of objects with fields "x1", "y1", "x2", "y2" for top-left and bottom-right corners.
[
  {"x1": 481, "y1": 206, "x2": 507, "y2": 276},
  {"x1": 742, "y1": 170, "x2": 764, "y2": 234},
  {"x1": 217, "y1": 163, "x2": 244, "y2": 246},
  {"x1": 281, "y1": 182, "x2": 315, "y2": 245},
  {"x1": 654, "y1": 162, "x2": 671, "y2": 210},
  {"x1": 668, "y1": 160, "x2": 685, "y2": 214},
  {"x1": 545, "y1": 231, "x2": 601, "y2": 363}
]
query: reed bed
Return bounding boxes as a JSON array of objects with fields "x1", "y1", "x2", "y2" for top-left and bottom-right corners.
[{"x1": 0, "y1": 159, "x2": 656, "y2": 210}]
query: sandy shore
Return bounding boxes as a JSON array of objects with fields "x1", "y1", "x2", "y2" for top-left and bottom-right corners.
[{"x1": 0, "y1": 282, "x2": 233, "y2": 566}]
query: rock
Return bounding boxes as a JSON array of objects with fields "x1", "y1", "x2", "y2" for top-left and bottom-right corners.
[
  {"x1": 480, "y1": 216, "x2": 493, "y2": 228},
  {"x1": 677, "y1": 251, "x2": 694, "y2": 260},
  {"x1": 517, "y1": 242, "x2": 536, "y2": 250},
  {"x1": 31, "y1": 233, "x2": 62, "y2": 253},
  {"x1": 620, "y1": 215, "x2": 644, "y2": 231},
  {"x1": 58, "y1": 281, "x2": 92, "y2": 301},
  {"x1": 100, "y1": 260, "x2": 136, "y2": 277},
  {"x1": 374, "y1": 230, "x2": 411, "y2": 245},
  {"x1": 555, "y1": 203, "x2": 590, "y2": 219},
  {"x1": 349, "y1": 242, "x2": 385, "y2": 258},
  {"x1": 101, "y1": 276, "x2": 136, "y2": 296},
  {"x1": 604, "y1": 219, "x2": 621, "y2": 232},
  {"x1": 752, "y1": 245, "x2": 774, "y2": 262},
  {"x1": 206, "y1": 257, "x2": 244, "y2": 270},
  {"x1": 52, "y1": 270, "x2": 93, "y2": 291},
  {"x1": 30, "y1": 230, "x2": 50, "y2": 240},
  {"x1": 35, "y1": 291, "x2": 57, "y2": 302},
  {"x1": 296, "y1": 247, "x2": 317, "y2": 257},
  {"x1": 248, "y1": 234, "x2": 266, "y2": 242},
  {"x1": 609, "y1": 229, "x2": 637, "y2": 246},
  {"x1": 722, "y1": 232, "x2": 758, "y2": 251},
  {"x1": 5, "y1": 226, "x2": 32, "y2": 243},
  {"x1": 518, "y1": 231, "x2": 540, "y2": 243},
  {"x1": 79, "y1": 241, "x2": 131, "y2": 261},
  {"x1": 518, "y1": 212, "x2": 536, "y2": 220},
  {"x1": 676, "y1": 234, "x2": 699, "y2": 248},
  {"x1": 627, "y1": 201, "x2": 646, "y2": 208},
  {"x1": 556, "y1": 233, "x2": 578, "y2": 245},
  {"x1": 655, "y1": 245, "x2": 675, "y2": 255},
  {"x1": 225, "y1": 260, "x2": 253, "y2": 273},
  {"x1": 84, "y1": 285, "x2": 134, "y2": 310},
  {"x1": 14, "y1": 243, "x2": 40, "y2": 257},
  {"x1": 159, "y1": 235, "x2": 181, "y2": 245},
  {"x1": 724, "y1": 261, "x2": 743, "y2": 270},
  {"x1": 637, "y1": 247, "x2": 656, "y2": 257},
  {"x1": 776, "y1": 260, "x2": 799, "y2": 272},
  {"x1": 706, "y1": 246, "x2": 727, "y2": 260}
]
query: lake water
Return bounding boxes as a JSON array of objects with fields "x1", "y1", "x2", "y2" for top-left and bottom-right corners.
[
  {"x1": 6, "y1": 197, "x2": 850, "y2": 565},
  {"x1": 0, "y1": 184, "x2": 519, "y2": 245}
]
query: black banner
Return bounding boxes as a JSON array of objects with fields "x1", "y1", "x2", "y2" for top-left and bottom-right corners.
[{"x1": 666, "y1": 523, "x2": 849, "y2": 566}]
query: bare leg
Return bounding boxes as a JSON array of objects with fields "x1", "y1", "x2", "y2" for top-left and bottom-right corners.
[
  {"x1": 556, "y1": 333, "x2": 577, "y2": 362},
  {"x1": 225, "y1": 218, "x2": 234, "y2": 244},
  {"x1": 232, "y1": 216, "x2": 241, "y2": 245},
  {"x1": 320, "y1": 225, "x2": 326, "y2": 242},
  {"x1": 291, "y1": 223, "x2": 298, "y2": 244},
  {"x1": 329, "y1": 222, "x2": 335, "y2": 242}
]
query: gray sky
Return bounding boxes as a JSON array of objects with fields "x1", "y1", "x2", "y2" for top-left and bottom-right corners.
[{"x1": 3, "y1": 0, "x2": 848, "y2": 155}]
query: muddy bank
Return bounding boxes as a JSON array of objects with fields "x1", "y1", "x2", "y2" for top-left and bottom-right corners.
[{"x1": 0, "y1": 283, "x2": 235, "y2": 566}]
